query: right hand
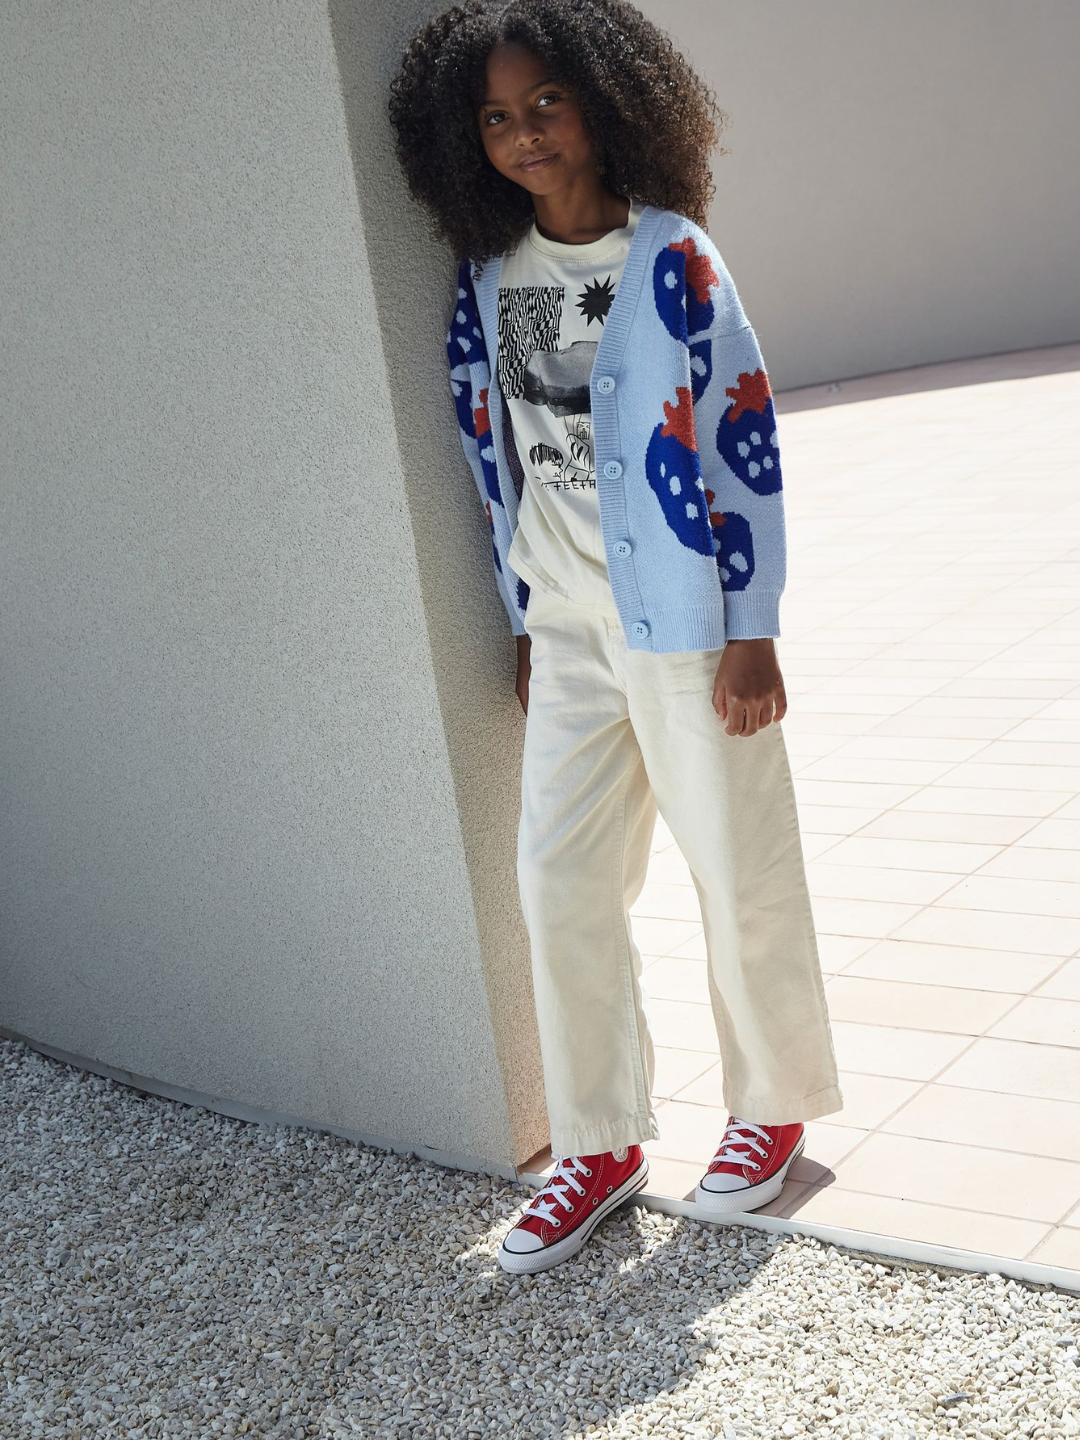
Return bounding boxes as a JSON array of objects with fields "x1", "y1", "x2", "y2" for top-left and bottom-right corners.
[{"x1": 515, "y1": 635, "x2": 532, "y2": 715}]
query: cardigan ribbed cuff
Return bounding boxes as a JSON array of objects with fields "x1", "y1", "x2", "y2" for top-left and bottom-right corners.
[{"x1": 723, "y1": 589, "x2": 783, "y2": 641}]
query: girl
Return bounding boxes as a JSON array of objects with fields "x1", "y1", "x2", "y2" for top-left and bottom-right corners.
[{"x1": 389, "y1": 0, "x2": 843, "y2": 1276}]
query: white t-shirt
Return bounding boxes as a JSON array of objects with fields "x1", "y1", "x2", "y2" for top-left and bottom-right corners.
[{"x1": 498, "y1": 200, "x2": 644, "y2": 608}]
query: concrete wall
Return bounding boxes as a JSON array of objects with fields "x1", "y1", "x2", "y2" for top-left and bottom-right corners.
[
  {"x1": 0, "y1": 0, "x2": 546, "y2": 1174},
  {"x1": 655, "y1": 0, "x2": 1080, "y2": 389},
  {"x1": 1, "y1": 0, "x2": 1077, "y2": 1172}
]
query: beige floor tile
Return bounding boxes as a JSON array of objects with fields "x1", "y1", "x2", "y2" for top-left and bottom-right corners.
[
  {"x1": 791, "y1": 696, "x2": 911, "y2": 719},
  {"x1": 651, "y1": 1047, "x2": 719, "y2": 1101},
  {"x1": 801, "y1": 832, "x2": 850, "y2": 862},
  {"x1": 880, "y1": 1082, "x2": 1080, "y2": 1163},
  {"x1": 669, "y1": 1059, "x2": 724, "y2": 1106},
  {"x1": 797, "y1": 803, "x2": 889, "y2": 834},
  {"x1": 858, "y1": 810, "x2": 1035, "y2": 845},
  {"x1": 831, "y1": 1131, "x2": 1080, "y2": 1222},
  {"x1": 901, "y1": 696, "x2": 1046, "y2": 720},
  {"x1": 977, "y1": 846, "x2": 1080, "y2": 884},
  {"x1": 783, "y1": 714, "x2": 881, "y2": 736},
  {"x1": 644, "y1": 849, "x2": 694, "y2": 885},
  {"x1": 1011, "y1": 719, "x2": 1080, "y2": 745},
  {"x1": 1017, "y1": 817, "x2": 1080, "y2": 850},
  {"x1": 939, "y1": 762, "x2": 1080, "y2": 792},
  {"x1": 630, "y1": 349, "x2": 1080, "y2": 1262},
  {"x1": 936, "y1": 1037, "x2": 1080, "y2": 1105},
  {"x1": 789, "y1": 1122, "x2": 871, "y2": 1185},
  {"x1": 645, "y1": 998, "x2": 719, "y2": 1053},
  {"x1": 895, "y1": 786, "x2": 1069, "y2": 817},
  {"x1": 782, "y1": 1185, "x2": 1052, "y2": 1260},
  {"x1": 1023, "y1": 1227, "x2": 1080, "y2": 1270},
  {"x1": 807, "y1": 861, "x2": 966, "y2": 906},
  {"x1": 975, "y1": 739, "x2": 1080, "y2": 767},
  {"x1": 810, "y1": 895, "x2": 924, "y2": 939},
  {"x1": 822, "y1": 975, "x2": 1017, "y2": 1035},
  {"x1": 866, "y1": 715, "x2": 1016, "y2": 741},
  {"x1": 799, "y1": 756, "x2": 961, "y2": 786},
  {"x1": 783, "y1": 735, "x2": 853, "y2": 763},
  {"x1": 1034, "y1": 957, "x2": 1080, "y2": 1002},
  {"x1": 629, "y1": 916, "x2": 701, "y2": 956},
  {"x1": 794, "y1": 780, "x2": 923, "y2": 810},
  {"x1": 937, "y1": 874, "x2": 1080, "y2": 919},
  {"x1": 842, "y1": 938, "x2": 1061, "y2": 994},
  {"x1": 630, "y1": 881, "x2": 703, "y2": 922},
  {"x1": 816, "y1": 933, "x2": 878, "y2": 974},
  {"x1": 746, "y1": 1178, "x2": 822, "y2": 1218},
  {"x1": 640, "y1": 1154, "x2": 703, "y2": 1202},
  {"x1": 641, "y1": 957, "x2": 709, "y2": 1005},
  {"x1": 986, "y1": 996, "x2": 1080, "y2": 1048},
  {"x1": 827, "y1": 735, "x2": 991, "y2": 762},
  {"x1": 646, "y1": 1100, "x2": 727, "y2": 1163},
  {"x1": 829, "y1": 1019, "x2": 973, "y2": 1080},
  {"x1": 819, "y1": 1071, "x2": 925, "y2": 1130},
  {"x1": 666, "y1": 931, "x2": 707, "y2": 960},
  {"x1": 812, "y1": 834, "x2": 1004, "y2": 873},
  {"x1": 890, "y1": 905, "x2": 1080, "y2": 956}
]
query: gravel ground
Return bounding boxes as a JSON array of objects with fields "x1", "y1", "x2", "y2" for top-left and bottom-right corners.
[{"x1": 2, "y1": 1037, "x2": 1079, "y2": 1440}]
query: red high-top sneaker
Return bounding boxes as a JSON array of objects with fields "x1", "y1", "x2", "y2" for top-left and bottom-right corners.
[
  {"x1": 498, "y1": 1146, "x2": 650, "y2": 1274},
  {"x1": 695, "y1": 1115, "x2": 805, "y2": 1214}
]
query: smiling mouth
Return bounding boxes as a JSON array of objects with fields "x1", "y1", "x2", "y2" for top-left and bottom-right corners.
[{"x1": 520, "y1": 153, "x2": 557, "y2": 170}]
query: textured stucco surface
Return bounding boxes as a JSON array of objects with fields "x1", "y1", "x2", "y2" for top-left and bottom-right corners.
[
  {"x1": 654, "y1": 0, "x2": 1080, "y2": 388},
  {"x1": 0, "y1": 0, "x2": 546, "y2": 1169}
]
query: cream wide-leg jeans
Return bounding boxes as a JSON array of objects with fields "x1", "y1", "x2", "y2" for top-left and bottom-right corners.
[{"x1": 516, "y1": 582, "x2": 844, "y2": 1158}]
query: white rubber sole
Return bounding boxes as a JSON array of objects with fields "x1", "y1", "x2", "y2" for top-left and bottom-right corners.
[
  {"x1": 694, "y1": 1131, "x2": 806, "y2": 1215},
  {"x1": 497, "y1": 1158, "x2": 651, "y2": 1275}
]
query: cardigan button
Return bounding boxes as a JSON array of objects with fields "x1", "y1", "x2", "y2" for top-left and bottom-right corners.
[
  {"x1": 613, "y1": 539, "x2": 632, "y2": 557},
  {"x1": 603, "y1": 459, "x2": 623, "y2": 479},
  {"x1": 596, "y1": 374, "x2": 616, "y2": 394},
  {"x1": 631, "y1": 620, "x2": 650, "y2": 639}
]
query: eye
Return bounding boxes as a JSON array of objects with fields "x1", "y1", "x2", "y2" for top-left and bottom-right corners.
[{"x1": 537, "y1": 91, "x2": 561, "y2": 107}]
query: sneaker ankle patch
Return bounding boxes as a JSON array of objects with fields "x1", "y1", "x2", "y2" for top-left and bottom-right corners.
[{"x1": 612, "y1": 1146, "x2": 629, "y2": 1163}]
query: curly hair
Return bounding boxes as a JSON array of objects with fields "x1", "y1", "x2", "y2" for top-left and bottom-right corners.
[{"x1": 388, "y1": 0, "x2": 727, "y2": 263}]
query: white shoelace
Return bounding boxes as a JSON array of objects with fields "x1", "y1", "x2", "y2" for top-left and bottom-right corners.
[
  {"x1": 524, "y1": 1154, "x2": 592, "y2": 1227},
  {"x1": 711, "y1": 1117, "x2": 773, "y2": 1171}
]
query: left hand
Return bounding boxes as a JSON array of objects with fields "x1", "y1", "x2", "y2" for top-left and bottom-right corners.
[{"x1": 713, "y1": 638, "x2": 787, "y2": 736}]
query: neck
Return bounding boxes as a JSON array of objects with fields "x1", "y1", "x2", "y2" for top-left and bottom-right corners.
[{"x1": 531, "y1": 183, "x2": 631, "y2": 245}]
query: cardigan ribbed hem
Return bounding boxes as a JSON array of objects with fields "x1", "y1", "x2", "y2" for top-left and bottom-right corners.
[{"x1": 629, "y1": 602, "x2": 727, "y2": 654}]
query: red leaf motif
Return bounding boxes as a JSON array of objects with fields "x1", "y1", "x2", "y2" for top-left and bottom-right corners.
[
  {"x1": 669, "y1": 238, "x2": 719, "y2": 306},
  {"x1": 723, "y1": 369, "x2": 772, "y2": 423},
  {"x1": 660, "y1": 386, "x2": 698, "y2": 453},
  {"x1": 474, "y1": 385, "x2": 491, "y2": 438}
]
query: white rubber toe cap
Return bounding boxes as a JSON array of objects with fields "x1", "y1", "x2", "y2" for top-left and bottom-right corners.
[
  {"x1": 698, "y1": 1171, "x2": 753, "y2": 1195},
  {"x1": 500, "y1": 1226, "x2": 546, "y2": 1254}
]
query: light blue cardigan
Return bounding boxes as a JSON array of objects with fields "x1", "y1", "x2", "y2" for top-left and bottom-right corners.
[{"x1": 446, "y1": 203, "x2": 788, "y2": 652}]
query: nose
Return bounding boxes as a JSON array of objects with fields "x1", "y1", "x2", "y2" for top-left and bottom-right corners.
[{"x1": 513, "y1": 117, "x2": 545, "y2": 148}]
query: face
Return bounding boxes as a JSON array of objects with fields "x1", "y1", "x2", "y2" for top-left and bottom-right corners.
[{"x1": 476, "y1": 40, "x2": 598, "y2": 195}]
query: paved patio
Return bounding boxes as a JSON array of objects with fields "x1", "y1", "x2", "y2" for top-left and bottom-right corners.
[{"x1": 523, "y1": 342, "x2": 1080, "y2": 1281}]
